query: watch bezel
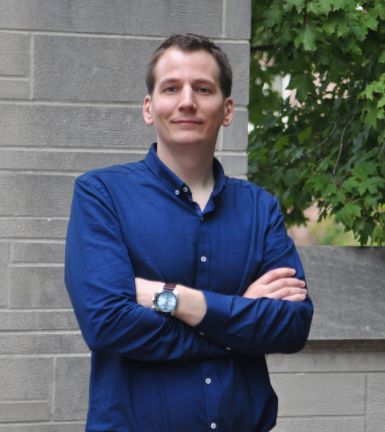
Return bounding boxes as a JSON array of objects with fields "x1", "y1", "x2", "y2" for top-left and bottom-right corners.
[{"x1": 152, "y1": 284, "x2": 178, "y2": 315}]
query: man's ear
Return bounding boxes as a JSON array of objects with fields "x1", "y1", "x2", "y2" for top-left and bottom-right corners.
[
  {"x1": 143, "y1": 95, "x2": 153, "y2": 125},
  {"x1": 222, "y1": 97, "x2": 234, "y2": 127}
]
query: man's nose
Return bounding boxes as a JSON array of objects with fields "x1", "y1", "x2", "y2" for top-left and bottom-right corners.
[{"x1": 178, "y1": 86, "x2": 197, "y2": 111}]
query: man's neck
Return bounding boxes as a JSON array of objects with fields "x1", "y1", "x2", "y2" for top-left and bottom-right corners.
[
  {"x1": 157, "y1": 142, "x2": 215, "y2": 210},
  {"x1": 157, "y1": 142, "x2": 215, "y2": 189}
]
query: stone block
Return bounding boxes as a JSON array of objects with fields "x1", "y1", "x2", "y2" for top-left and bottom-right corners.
[
  {"x1": 0, "y1": 264, "x2": 7, "y2": 307},
  {"x1": 366, "y1": 373, "x2": 385, "y2": 432},
  {"x1": 219, "y1": 42, "x2": 250, "y2": 105},
  {"x1": 0, "y1": 357, "x2": 52, "y2": 400},
  {"x1": 10, "y1": 241, "x2": 65, "y2": 264},
  {"x1": 298, "y1": 247, "x2": 385, "y2": 340},
  {"x1": 221, "y1": 153, "x2": 248, "y2": 177},
  {"x1": 9, "y1": 265, "x2": 70, "y2": 308},
  {"x1": 0, "y1": 0, "x2": 222, "y2": 37},
  {"x1": 0, "y1": 423, "x2": 85, "y2": 432},
  {"x1": 33, "y1": 35, "x2": 158, "y2": 102},
  {"x1": 0, "y1": 104, "x2": 155, "y2": 149},
  {"x1": 0, "y1": 243, "x2": 8, "y2": 307},
  {"x1": 270, "y1": 373, "x2": 365, "y2": 416},
  {"x1": 222, "y1": 109, "x2": 249, "y2": 151},
  {"x1": 273, "y1": 416, "x2": 365, "y2": 432},
  {"x1": 0, "y1": 333, "x2": 88, "y2": 355},
  {"x1": 0, "y1": 218, "x2": 68, "y2": 239},
  {"x1": 0, "y1": 33, "x2": 29, "y2": 76},
  {"x1": 53, "y1": 357, "x2": 90, "y2": 421},
  {"x1": 224, "y1": 0, "x2": 251, "y2": 39},
  {"x1": 0, "y1": 402, "x2": 49, "y2": 422},
  {"x1": 0, "y1": 310, "x2": 78, "y2": 330},
  {"x1": 267, "y1": 351, "x2": 385, "y2": 373},
  {"x1": 0, "y1": 148, "x2": 146, "y2": 172},
  {"x1": 0, "y1": 242, "x2": 8, "y2": 263},
  {"x1": 0, "y1": 78, "x2": 29, "y2": 99},
  {"x1": 0, "y1": 174, "x2": 74, "y2": 217}
]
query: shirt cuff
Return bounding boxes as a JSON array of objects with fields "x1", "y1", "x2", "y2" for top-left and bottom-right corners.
[{"x1": 195, "y1": 290, "x2": 233, "y2": 336}]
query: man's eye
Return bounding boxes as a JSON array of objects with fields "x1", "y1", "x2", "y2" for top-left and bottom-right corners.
[
  {"x1": 198, "y1": 87, "x2": 210, "y2": 94},
  {"x1": 164, "y1": 86, "x2": 177, "y2": 93}
]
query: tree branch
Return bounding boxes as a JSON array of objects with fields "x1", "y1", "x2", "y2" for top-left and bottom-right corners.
[{"x1": 332, "y1": 114, "x2": 356, "y2": 176}]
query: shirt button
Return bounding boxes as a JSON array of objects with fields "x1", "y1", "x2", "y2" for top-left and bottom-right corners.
[
  {"x1": 174, "y1": 189, "x2": 180, "y2": 196},
  {"x1": 200, "y1": 256, "x2": 207, "y2": 263},
  {"x1": 205, "y1": 377, "x2": 212, "y2": 384},
  {"x1": 226, "y1": 346, "x2": 232, "y2": 351},
  {"x1": 199, "y1": 331, "x2": 205, "y2": 336},
  {"x1": 210, "y1": 423, "x2": 217, "y2": 430},
  {"x1": 200, "y1": 216, "x2": 205, "y2": 222},
  {"x1": 182, "y1": 186, "x2": 189, "y2": 193}
]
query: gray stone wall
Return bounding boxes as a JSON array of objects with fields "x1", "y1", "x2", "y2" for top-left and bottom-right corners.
[
  {"x1": 270, "y1": 247, "x2": 385, "y2": 432},
  {"x1": 0, "y1": 1, "x2": 250, "y2": 429}
]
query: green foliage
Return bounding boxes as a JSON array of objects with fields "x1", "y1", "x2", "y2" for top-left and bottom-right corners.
[{"x1": 248, "y1": 0, "x2": 385, "y2": 245}]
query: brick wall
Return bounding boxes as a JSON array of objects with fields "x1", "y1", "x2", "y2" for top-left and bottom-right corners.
[{"x1": 0, "y1": 1, "x2": 250, "y2": 429}]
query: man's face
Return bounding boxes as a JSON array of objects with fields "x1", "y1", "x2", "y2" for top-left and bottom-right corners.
[{"x1": 143, "y1": 48, "x2": 233, "y2": 152}]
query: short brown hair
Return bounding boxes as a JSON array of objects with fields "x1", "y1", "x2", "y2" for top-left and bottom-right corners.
[{"x1": 145, "y1": 33, "x2": 233, "y2": 97}]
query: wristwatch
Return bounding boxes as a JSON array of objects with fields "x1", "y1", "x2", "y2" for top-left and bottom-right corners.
[{"x1": 152, "y1": 283, "x2": 178, "y2": 315}]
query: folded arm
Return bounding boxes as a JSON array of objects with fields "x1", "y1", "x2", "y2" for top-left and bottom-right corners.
[
  {"x1": 136, "y1": 198, "x2": 313, "y2": 356},
  {"x1": 196, "y1": 197, "x2": 313, "y2": 355}
]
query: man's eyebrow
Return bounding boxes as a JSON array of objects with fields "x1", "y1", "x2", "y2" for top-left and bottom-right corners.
[
  {"x1": 194, "y1": 78, "x2": 215, "y2": 86},
  {"x1": 159, "y1": 78, "x2": 216, "y2": 86},
  {"x1": 158, "y1": 78, "x2": 179, "y2": 86}
]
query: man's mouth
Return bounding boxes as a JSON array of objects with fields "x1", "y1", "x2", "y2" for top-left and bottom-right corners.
[{"x1": 171, "y1": 119, "x2": 203, "y2": 124}]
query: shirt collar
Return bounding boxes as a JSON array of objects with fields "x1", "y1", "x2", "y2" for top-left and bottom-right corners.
[{"x1": 144, "y1": 143, "x2": 226, "y2": 197}]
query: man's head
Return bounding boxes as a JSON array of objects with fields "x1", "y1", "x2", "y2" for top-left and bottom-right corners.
[
  {"x1": 143, "y1": 34, "x2": 234, "y2": 151},
  {"x1": 145, "y1": 33, "x2": 232, "y2": 98}
]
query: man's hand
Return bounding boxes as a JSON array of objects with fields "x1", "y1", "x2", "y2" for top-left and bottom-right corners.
[{"x1": 243, "y1": 268, "x2": 307, "y2": 302}]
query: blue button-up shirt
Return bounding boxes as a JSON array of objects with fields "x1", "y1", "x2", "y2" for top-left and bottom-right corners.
[{"x1": 65, "y1": 143, "x2": 313, "y2": 432}]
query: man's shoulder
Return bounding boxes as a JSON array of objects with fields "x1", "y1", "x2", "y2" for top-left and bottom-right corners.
[
  {"x1": 76, "y1": 159, "x2": 146, "y2": 189},
  {"x1": 225, "y1": 176, "x2": 276, "y2": 204}
]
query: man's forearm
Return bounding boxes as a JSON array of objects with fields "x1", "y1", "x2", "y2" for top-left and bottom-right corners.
[
  {"x1": 136, "y1": 268, "x2": 307, "y2": 327},
  {"x1": 173, "y1": 285, "x2": 207, "y2": 326},
  {"x1": 135, "y1": 278, "x2": 207, "y2": 326}
]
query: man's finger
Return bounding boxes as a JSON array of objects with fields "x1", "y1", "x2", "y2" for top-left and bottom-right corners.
[
  {"x1": 282, "y1": 293, "x2": 307, "y2": 302},
  {"x1": 266, "y1": 278, "x2": 306, "y2": 294},
  {"x1": 270, "y1": 287, "x2": 307, "y2": 300},
  {"x1": 256, "y1": 267, "x2": 297, "y2": 285}
]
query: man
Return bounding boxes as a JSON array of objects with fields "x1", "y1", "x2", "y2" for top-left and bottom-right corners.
[{"x1": 65, "y1": 34, "x2": 313, "y2": 432}]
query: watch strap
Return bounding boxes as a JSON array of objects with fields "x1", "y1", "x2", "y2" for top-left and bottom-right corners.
[{"x1": 163, "y1": 283, "x2": 176, "y2": 292}]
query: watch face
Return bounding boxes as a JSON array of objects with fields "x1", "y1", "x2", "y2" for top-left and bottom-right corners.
[{"x1": 156, "y1": 290, "x2": 177, "y2": 313}]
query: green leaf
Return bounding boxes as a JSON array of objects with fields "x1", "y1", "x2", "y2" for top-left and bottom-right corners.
[
  {"x1": 300, "y1": 25, "x2": 317, "y2": 51},
  {"x1": 298, "y1": 126, "x2": 312, "y2": 144},
  {"x1": 353, "y1": 160, "x2": 377, "y2": 179},
  {"x1": 335, "y1": 203, "x2": 361, "y2": 227},
  {"x1": 341, "y1": 177, "x2": 359, "y2": 193},
  {"x1": 378, "y1": 51, "x2": 385, "y2": 64},
  {"x1": 331, "y1": 0, "x2": 347, "y2": 11},
  {"x1": 285, "y1": 0, "x2": 306, "y2": 13},
  {"x1": 377, "y1": 96, "x2": 385, "y2": 109},
  {"x1": 308, "y1": 0, "x2": 333, "y2": 15}
]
